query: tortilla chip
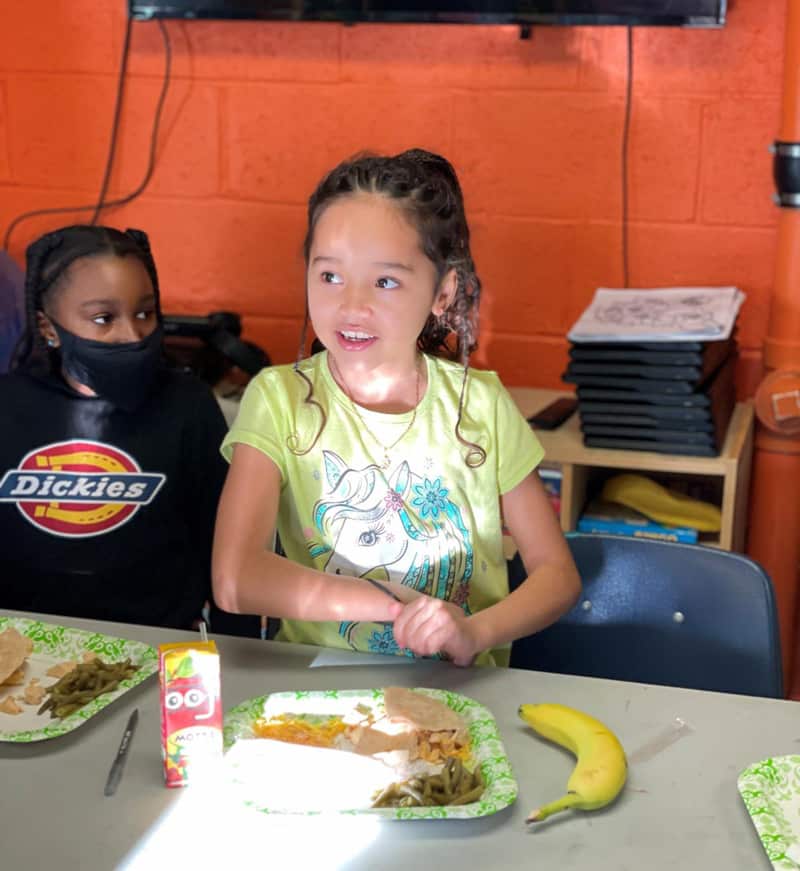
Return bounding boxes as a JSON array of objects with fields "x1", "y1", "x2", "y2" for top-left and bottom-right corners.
[
  {"x1": 46, "y1": 660, "x2": 76, "y2": 678},
  {"x1": 22, "y1": 679, "x2": 45, "y2": 706},
  {"x1": 0, "y1": 628, "x2": 33, "y2": 686},
  {"x1": 383, "y1": 687, "x2": 464, "y2": 732},
  {"x1": 0, "y1": 695, "x2": 23, "y2": 715}
]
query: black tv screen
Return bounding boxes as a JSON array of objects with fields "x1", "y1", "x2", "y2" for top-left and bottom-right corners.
[{"x1": 129, "y1": 0, "x2": 727, "y2": 27}]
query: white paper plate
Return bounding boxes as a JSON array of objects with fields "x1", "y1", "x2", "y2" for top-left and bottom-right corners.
[
  {"x1": 0, "y1": 615, "x2": 157, "y2": 742},
  {"x1": 738, "y1": 755, "x2": 800, "y2": 870},
  {"x1": 223, "y1": 687, "x2": 517, "y2": 819}
]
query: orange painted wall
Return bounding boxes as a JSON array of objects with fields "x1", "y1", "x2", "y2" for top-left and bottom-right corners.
[{"x1": 0, "y1": 0, "x2": 785, "y2": 389}]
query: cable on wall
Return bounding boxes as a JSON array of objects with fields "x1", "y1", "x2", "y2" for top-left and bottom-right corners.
[
  {"x1": 88, "y1": 13, "x2": 135, "y2": 226},
  {"x1": 2, "y1": 17, "x2": 172, "y2": 252},
  {"x1": 621, "y1": 25, "x2": 634, "y2": 288}
]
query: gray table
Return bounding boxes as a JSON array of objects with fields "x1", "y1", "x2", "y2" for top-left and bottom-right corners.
[{"x1": 1, "y1": 610, "x2": 796, "y2": 870}]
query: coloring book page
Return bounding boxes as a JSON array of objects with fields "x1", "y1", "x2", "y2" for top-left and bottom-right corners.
[{"x1": 568, "y1": 286, "x2": 745, "y2": 343}]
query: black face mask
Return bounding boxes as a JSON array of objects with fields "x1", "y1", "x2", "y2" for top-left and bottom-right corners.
[{"x1": 51, "y1": 322, "x2": 163, "y2": 412}]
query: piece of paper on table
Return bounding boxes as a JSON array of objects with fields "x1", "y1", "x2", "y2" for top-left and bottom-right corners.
[
  {"x1": 567, "y1": 286, "x2": 745, "y2": 343},
  {"x1": 310, "y1": 649, "x2": 413, "y2": 668}
]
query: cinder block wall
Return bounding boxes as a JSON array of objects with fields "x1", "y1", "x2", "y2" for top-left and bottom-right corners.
[{"x1": 0, "y1": 1, "x2": 784, "y2": 389}]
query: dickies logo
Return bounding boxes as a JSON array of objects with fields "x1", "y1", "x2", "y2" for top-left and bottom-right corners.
[{"x1": 0, "y1": 440, "x2": 165, "y2": 538}]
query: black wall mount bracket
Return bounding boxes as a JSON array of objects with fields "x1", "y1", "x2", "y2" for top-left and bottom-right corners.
[{"x1": 771, "y1": 141, "x2": 800, "y2": 208}]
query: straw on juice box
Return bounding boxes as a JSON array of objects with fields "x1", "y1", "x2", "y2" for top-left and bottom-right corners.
[{"x1": 159, "y1": 640, "x2": 222, "y2": 787}]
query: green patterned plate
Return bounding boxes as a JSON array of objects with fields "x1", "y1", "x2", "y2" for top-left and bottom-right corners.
[
  {"x1": 0, "y1": 616, "x2": 157, "y2": 742},
  {"x1": 738, "y1": 755, "x2": 800, "y2": 870},
  {"x1": 223, "y1": 687, "x2": 518, "y2": 819}
]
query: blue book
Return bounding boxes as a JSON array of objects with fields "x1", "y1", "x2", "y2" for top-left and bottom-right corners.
[
  {"x1": 578, "y1": 499, "x2": 698, "y2": 544},
  {"x1": 538, "y1": 466, "x2": 562, "y2": 497}
]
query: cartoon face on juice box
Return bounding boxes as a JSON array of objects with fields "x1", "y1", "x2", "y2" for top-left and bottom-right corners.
[{"x1": 159, "y1": 641, "x2": 222, "y2": 788}]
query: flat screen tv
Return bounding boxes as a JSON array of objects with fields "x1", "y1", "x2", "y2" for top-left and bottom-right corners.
[{"x1": 129, "y1": 0, "x2": 727, "y2": 27}]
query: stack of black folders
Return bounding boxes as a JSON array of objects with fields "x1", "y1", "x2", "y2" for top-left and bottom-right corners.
[{"x1": 561, "y1": 336, "x2": 737, "y2": 457}]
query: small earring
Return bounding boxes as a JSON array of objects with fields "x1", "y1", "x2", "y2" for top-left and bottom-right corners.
[{"x1": 46, "y1": 338, "x2": 56, "y2": 348}]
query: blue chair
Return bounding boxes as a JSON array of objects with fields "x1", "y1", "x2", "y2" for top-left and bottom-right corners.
[{"x1": 509, "y1": 533, "x2": 784, "y2": 698}]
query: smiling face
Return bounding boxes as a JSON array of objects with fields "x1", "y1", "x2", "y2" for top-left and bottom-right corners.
[
  {"x1": 307, "y1": 193, "x2": 455, "y2": 383},
  {"x1": 37, "y1": 254, "x2": 158, "y2": 346}
]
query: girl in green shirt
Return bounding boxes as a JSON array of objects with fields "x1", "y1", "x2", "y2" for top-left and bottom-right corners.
[{"x1": 213, "y1": 149, "x2": 580, "y2": 665}]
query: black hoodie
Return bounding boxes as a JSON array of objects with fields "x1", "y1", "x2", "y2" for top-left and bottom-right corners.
[{"x1": 0, "y1": 367, "x2": 228, "y2": 631}]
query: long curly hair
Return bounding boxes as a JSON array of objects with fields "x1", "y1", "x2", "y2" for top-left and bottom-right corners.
[{"x1": 293, "y1": 149, "x2": 485, "y2": 467}]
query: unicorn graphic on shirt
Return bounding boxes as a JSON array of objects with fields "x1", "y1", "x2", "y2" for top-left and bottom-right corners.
[{"x1": 308, "y1": 450, "x2": 473, "y2": 654}]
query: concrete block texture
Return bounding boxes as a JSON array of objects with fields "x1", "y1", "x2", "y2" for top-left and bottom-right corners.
[{"x1": 0, "y1": 0, "x2": 786, "y2": 383}]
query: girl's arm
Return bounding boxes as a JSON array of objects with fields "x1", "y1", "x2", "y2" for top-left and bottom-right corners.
[
  {"x1": 392, "y1": 471, "x2": 581, "y2": 664},
  {"x1": 472, "y1": 470, "x2": 582, "y2": 647},
  {"x1": 212, "y1": 443, "x2": 404, "y2": 623}
]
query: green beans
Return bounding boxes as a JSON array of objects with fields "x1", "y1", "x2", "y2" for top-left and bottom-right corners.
[
  {"x1": 371, "y1": 758, "x2": 485, "y2": 808},
  {"x1": 38, "y1": 658, "x2": 139, "y2": 719}
]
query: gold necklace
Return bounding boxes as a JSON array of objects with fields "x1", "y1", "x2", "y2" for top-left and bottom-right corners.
[{"x1": 330, "y1": 355, "x2": 422, "y2": 471}]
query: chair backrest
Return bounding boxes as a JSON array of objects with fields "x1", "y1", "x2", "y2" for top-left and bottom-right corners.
[{"x1": 509, "y1": 533, "x2": 784, "y2": 698}]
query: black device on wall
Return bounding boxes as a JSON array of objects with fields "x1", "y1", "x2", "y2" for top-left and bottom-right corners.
[{"x1": 129, "y1": 0, "x2": 726, "y2": 27}]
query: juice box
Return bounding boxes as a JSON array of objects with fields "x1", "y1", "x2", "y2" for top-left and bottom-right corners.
[{"x1": 159, "y1": 640, "x2": 223, "y2": 788}]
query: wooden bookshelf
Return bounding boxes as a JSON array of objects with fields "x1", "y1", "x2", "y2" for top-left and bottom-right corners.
[{"x1": 509, "y1": 388, "x2": 755, "y2": 552}]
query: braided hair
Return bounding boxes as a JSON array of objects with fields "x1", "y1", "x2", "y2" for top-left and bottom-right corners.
[
  {"x1": 294, "y1": 149, "x2": 485, "y2": 466},
  {"x1": 12, "y1": 225, "x2": 161, "y2": 372}
]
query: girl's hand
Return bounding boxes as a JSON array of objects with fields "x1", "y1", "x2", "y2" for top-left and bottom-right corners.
[{"x1": 391, "y1": 597, "x2": 480, "y2": 667}]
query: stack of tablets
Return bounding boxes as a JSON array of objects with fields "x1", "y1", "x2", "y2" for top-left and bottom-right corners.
[{"x1": 562, "y1": 337, "x2": 737, "y2": 457}]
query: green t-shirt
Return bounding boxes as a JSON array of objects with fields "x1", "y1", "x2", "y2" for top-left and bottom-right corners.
[{"x1": 221, "y1": 352, "x2": 543, "y2": 665}]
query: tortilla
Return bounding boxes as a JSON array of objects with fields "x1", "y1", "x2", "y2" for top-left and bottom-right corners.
[
  {"x1": 349, "y1": 723, "x2": 418, "y2": 756},
  {"x1": 0, "y1": 628, "x2": 33, "y2": 686},
  {"x1": 383, "y1": 687, "x2": 464, "y2": 732},
  {"x1": 1, "y1": 664, "x2": 26, "y2": 687}
]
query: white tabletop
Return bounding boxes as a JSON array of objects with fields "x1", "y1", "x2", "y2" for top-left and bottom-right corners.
[{"x1": 1, "y1": 610, "x2": 795, "y2": 871}]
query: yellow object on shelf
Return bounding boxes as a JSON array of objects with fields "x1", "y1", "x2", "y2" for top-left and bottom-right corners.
[{"x1": 601, "y1": 473, "x2": 722, "y2": 533}]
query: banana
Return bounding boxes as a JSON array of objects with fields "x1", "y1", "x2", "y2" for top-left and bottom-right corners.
[{"x1": 518, "y1": 702, "x2": 627, "y2": 823}]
